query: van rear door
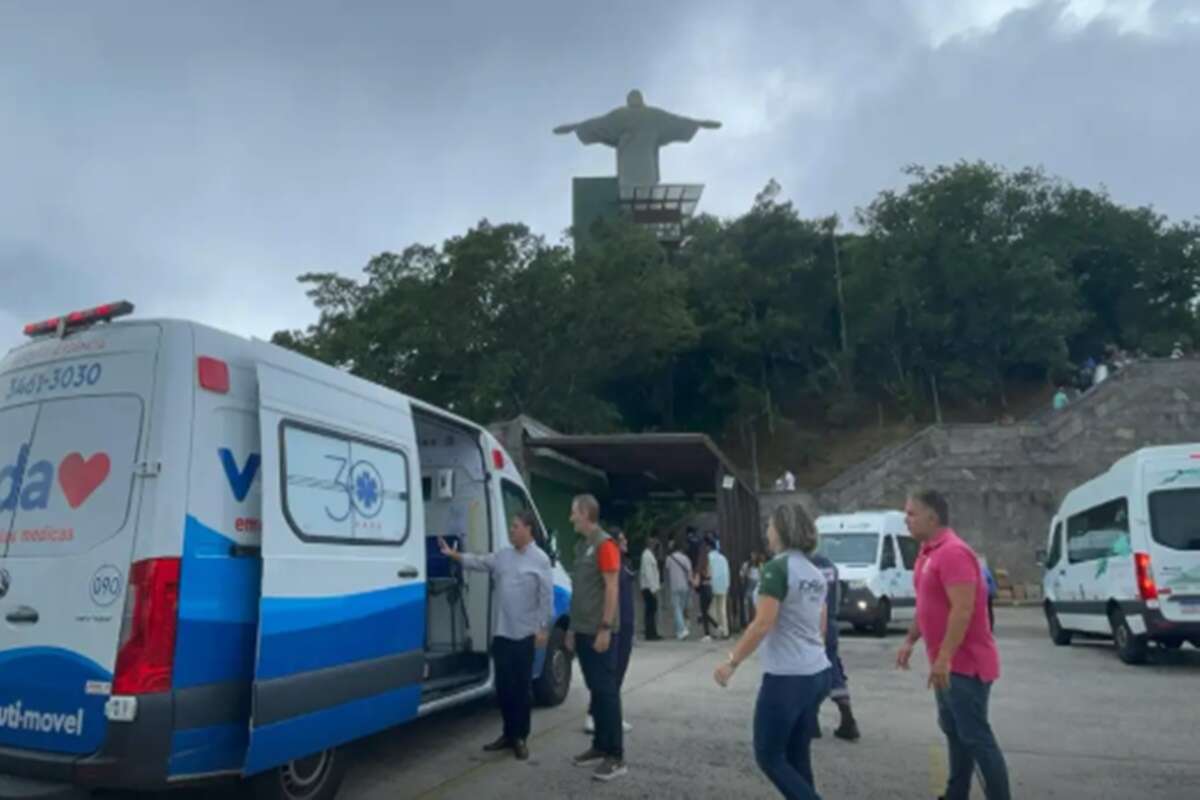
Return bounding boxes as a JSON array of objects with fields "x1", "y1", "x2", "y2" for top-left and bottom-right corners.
[
  {"x1": 1142, "y1": 458, "x2": 1200, "y2": 624},
  {"x1": 245, "y1": 363, "x2": 426, "y2": 775},
  {"x1": 0, "y1": 326, "x2": 156, "y2": 756}
]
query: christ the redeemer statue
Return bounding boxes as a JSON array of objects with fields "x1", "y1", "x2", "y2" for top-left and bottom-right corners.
[{"x1": 553, "y1": 90, "x2": 721, "y2": 193}]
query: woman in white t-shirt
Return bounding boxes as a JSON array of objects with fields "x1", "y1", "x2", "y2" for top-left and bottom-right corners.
[{"x1": 714, "y1": 505, "x2": 831, "y2": 800}]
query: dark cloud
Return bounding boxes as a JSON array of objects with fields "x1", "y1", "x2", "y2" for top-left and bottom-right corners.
[{"x1": 1, "y1": 1, "x2": 1197, "y2": 354}]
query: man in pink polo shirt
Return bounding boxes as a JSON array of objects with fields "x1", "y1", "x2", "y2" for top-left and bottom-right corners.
[{"x1": 896, "y1": 489, "x2": 1011, "y2": 800}]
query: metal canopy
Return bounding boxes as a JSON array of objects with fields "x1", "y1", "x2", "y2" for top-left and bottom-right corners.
[
  {"x1": 526, "y1": 431, "x2": 762, "y2": 630},
  {"x1": 526, "y1": 432, "x2": 748, "y2": 498}
]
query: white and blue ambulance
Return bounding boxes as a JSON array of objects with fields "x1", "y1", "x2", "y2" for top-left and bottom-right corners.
[{"x1": 0, "y1": 303, "x2": 574, "y2": 799}]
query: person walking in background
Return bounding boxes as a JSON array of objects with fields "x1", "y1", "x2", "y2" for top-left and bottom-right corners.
[
  {"x1": 438, "y1": 510, "x2": 553, "y2": 761},
  {"x1": 639, "y1": 537, "x2": 662, "y2": 641},
  {"x1": 693, "y1": 541, "x2": 718, "y2": 643},
  {"x1": 713, "y1": 504, "x2": 832, "y2": 800},
  {"x1": 741, "y1": 551, "x2": 764, "y2": 627},
  {"x1": 898, "y1": 490, "x2": 1011, "y2": 800},
  {"x1": 565, "y1": 495, "x2": 626, "y2": 782},
  {"x1": 707, "y1": 533, "x2": 731, "y2": 639},
  {"x1": 1052, "y1": 385, "x2": 1069, "y2": 411},
  {"x1": 808, "y1": 549, "x2": 860, "y2": 741},
  {"x1": 666, "y1": 538, "x2": 693, "y2": 640}
]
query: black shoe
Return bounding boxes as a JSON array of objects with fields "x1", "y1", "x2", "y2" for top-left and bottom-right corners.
[
  {"x1": 483, "y1": 735, "x2": 510, "y2": 752},
  {"x1": 592, "y1": 758, "x2": 628, "y2": 782},
  {"x1": 834, "y1": 701, "x2": 861, "y2": 741},
  {"x1": 834, "y1": 718, "x2": 861, "y2": 741},
  {"x1": 513, "y1": 739, "x2": 529, "y2": 760}
]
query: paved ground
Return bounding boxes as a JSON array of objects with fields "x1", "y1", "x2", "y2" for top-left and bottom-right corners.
[{"x1": 112, "y1": 607, "x2": 1200, "y2": 799}]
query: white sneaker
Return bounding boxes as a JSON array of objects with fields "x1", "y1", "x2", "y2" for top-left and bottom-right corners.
[
  {"x1": 702, "y1": 635, "x2": 713, "y2": 643},
  {"x1": 622, "y1": 721, "x2": 633, "y2": 733},
  {"x1": 584, "y1": 715, "x2": 595, "y2": 734},
  {"x1": 676, "y1": 628, "x2": 689, "y2": 641}
]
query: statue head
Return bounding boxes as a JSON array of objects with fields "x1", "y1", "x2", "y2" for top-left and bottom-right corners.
[{"x1": 626, "y1": 89, "x2": 645, "y2": 108}]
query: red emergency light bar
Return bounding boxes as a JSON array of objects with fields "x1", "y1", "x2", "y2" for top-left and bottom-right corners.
[{"x1": 23, "y1": 301, "x2": 135, "y2": 338}]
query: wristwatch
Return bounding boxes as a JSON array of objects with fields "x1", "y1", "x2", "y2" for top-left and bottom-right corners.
[
  {"x1": 598, "y1": 621, "x2": 612, "y2": 631},
  {"x1": 726, "y1": 653, "x2": 739, "y2": 669}
]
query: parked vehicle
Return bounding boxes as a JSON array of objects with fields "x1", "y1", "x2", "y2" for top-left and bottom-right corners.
[
  {"x1": 0, "y1": 303, "x2": 573, "y2": 799},
  {"x1": 815, "y1": 511, "x2": 917, "y2": 636},
  {"x1": 1041, "y1": 445, "x2": 1200, "y2": 664}
]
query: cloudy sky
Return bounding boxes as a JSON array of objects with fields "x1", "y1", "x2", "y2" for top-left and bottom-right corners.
[{"x1": 3, "y1": 0, "x2": 1198, "y2": 354}]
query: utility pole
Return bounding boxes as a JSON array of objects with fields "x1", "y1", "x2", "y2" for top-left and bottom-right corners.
[{"x1": 829, "y1": 215, "x2": 849, "y2": 356}]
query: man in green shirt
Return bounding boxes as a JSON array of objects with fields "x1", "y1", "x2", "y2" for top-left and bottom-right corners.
[{"x1": 565, "y1": 494, "x2": 626, "y2": 782}]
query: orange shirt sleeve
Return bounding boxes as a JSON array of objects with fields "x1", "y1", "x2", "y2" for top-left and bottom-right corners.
[{"x1": 597, "y1": 539, "x2": 621, "y2": 573}]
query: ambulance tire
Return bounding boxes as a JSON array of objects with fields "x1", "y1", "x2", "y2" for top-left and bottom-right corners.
[
  {"x1": 1160, "y1": 638, "x2": 1184, "y2": 650},
  {"x1": 533, "y1": 626, "x2": 572, "y2": 707},
  {"x1": 252, "y1": 747, "x2": 347, "y2": 800}
]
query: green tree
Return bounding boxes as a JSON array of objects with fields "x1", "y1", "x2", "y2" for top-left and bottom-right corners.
[
  {"x1": 274, "y1": 161, "x2": 1200, "y2": 451},
  {"x1": 674, "y1": 190, "x2": 841, "y2": 444},
  {"x1": 851, "y1": 163, "x2": 1083, "y2": 411}
]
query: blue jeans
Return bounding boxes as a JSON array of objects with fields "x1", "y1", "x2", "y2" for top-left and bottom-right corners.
[
  {"x1": 825, "y1": 618, "x2": 849, "y2": 700},
  {"x1": 753, "y1": 670, "x2": 832, "y2": 799},
  {"x1": 672, "y1": 589, "x2": 690, "y2": 635},
  {"x1": 935, "y1": 675, "x2": 1011, "y2": 800},
  {"x1": 810, "y1": 618, "x2": 850, "y2": 736}
]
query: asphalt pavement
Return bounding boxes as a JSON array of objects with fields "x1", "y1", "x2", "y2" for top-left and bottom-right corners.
[{"x1": 96, "y1": 607, "x2": 1200, "y2": 799}]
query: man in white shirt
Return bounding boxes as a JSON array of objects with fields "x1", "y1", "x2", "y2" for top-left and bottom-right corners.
[
  {"x1": 439, "y1": 510, "x2": 553, "y2": 761},
  {"x1": 639, "y1": 537, "x2": 663, "y2": 641}
]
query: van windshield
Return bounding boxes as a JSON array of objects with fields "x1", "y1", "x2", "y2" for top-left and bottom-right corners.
[
  {"x1": 1148, "y1": 489, "x2": 1200, "y2": 551},
  {"x1": 818, "y1": 533, "x2": 879, "y2": 565}
]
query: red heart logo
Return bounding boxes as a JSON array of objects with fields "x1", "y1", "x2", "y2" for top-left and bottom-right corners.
[{"x1": 58, "y1": 452, "x2": 111, "y2": 509}]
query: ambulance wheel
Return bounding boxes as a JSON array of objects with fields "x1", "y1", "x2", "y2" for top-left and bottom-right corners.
[
  {"x1": 253, "y1": 747, "x2": 347, "y2": 800},
  {"x1": 533, "y1": 626, "x2": 572, "y2": 707},
  {"x1": 871, "y1": 599, "x2": 891, "y2": 638},
  {"x1": 1045, "y1": 603, "x2": 1072, "y2": 646},
  {"x1": 1109, "y1": 610, "x2": 1148, "y2": 665},
  {"x1": 1160, "y1": 638, "x2": 1184, "y2": 651}
]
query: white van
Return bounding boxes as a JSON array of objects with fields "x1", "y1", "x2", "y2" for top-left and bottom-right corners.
[
  {"x1": 1041, "y1": 445, "x2": 1200, "y2": 664},
  {"x1": 0, "y1": 304, "x2": 573, "y2": 799},
  {"x1": 815, "y1": 511, "x2": 917, "y2": 636}
]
